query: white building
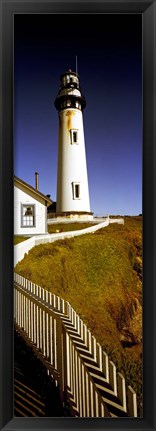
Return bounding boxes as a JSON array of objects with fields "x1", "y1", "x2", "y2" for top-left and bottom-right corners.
[
  {"x1": 14, "y1": 174, "x2": 52, "y2": 235},
  {"x1": 55, "y1": 69, "x2": 93, "y2": 220}
]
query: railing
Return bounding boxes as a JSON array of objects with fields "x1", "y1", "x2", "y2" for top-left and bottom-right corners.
[
  {"x1": 14, "y1": 272, "x2": 137, "y2": 418},
  {"x1": 14, "y1": 218, "x2": 124, "y2": 267}
]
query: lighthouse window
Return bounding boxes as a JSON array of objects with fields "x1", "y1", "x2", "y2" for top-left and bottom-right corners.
[
  {"x1": 21, "y1": 204, "x2": 35, "y2": 227},
  {"x1": 72, "y1": 182, "x2": 80, "y2": 199},
  {"x1": 75, "y1": 184, "x2": 79, "y2": 198},
  {"x1": 70, "y1": 129, "x2": 78, "y2": 144}
]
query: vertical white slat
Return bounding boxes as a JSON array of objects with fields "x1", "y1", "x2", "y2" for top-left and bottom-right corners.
[
  {"x1": 29, "y1": 298, "x2": 31, "y2": 338},
  {"x1": 27, "y1": 280, "x2": 30, "y2": 292},
  {"x1": 70, "y1": 338, "x2": 73, "y2": 398},
  {"x1": 46, "y1": 290, "x2": 48, "y2": 303},
  {"x1": 102, "y1": 351, "x2": 109, "y2": 382},
  {"x1": 25, "y1": 297, "x2": 28, "y2": 334},
  {"x1": 19, "y1": 292, "x2": 21, "y2": 327},
  {"x1": 23, "y1": 295, "x2": 26, "y2": 331},
  {"x1": 95, "y1": 391, "x2": 99, "y2": 417},
  {"x1": 15, "y1": 289, "x2": 17, "y2": 323},
  {"x1": 82, "y1": 362, "x2": 86, "y2": 417},
  {"x1": 46, "y1": 313, "x2": 49, "y2": 359},
  {"x1": 33, "y1": 303, "x2": 36, "y2": 344},
  {"x1": 53, "y1": 294, "x2": 56, "y2": 308},
  {"x1": 16, "y1": 288, "x2": 18, "y2": 322},
  {"x1": 61, "y1": 298, "x2": 65, "y2": 314},
  {"x1": 21, "y1": 293, "x2": 24, "y2": 329},
  {"x1": 74, "y1": 348, "x2": 79, "y2": 413},
  {"x1": 98, "y1": 396, "x2": 103, "y2": 418},
  {"x1": 19, "y1": 292, "x2": 22, "y2": 328},
  {"x1": 101, "y1": 401, "x2": 105, "y2": 418},
  {"x1": 79, "y1": 319, "x2": 83, "y2": 340},
  {"x1": 21, "y1": 292, "x2": 23, "y2": 328},
  {"x1": 73, "y1": 344, "x2": 78, "y2": 406},
  {"x1": 17, "y1": 290, "x2": 20, "y2": 325},
  {"x1": 16, "y1": 290, "x2": 18, "y2": 323},
  {"x1": 39, "y1": 308, "x2": 42, "y2": 350},
  {"x1": 57, "y1": 296, "x2": 60, "y2": 311},
  {"x1": 109, "y1": 361, "x2": 117, "y2": 396},
  {"x1": 28, "y1": 299, "x2": 31, "y2": 338},
  {"x1": 53, "y1": 318, "x2": 57, "y2": 370},
  {"x1": 87, "y1": 329, "x2": 92, "y2": 354},
  {"x1": 49, "y1": 292, "x2": 52, "y2": 306},
  {"x1": 127, "y1": 386, "x2": 137, "y2": 417},
  {"x1": 117, "y1": 372, "x2": 127, "y2": 412},
  {"x1": 42, "y1": 288, "x2": 45, "y2": 301},
  {"x1": 90, "y1": 379, "x2": 94, "y2": 417},
  {"x1": 50, "y1": 315, "x2": 53, "y2": 365},
  {"x1": 79, "y1": 356, "x2": 84, "y2": 417},
  {"x1": 36, "y1": 305, "x2": 39, "y2": 348},
  {"x1": 72, "y1": 343, "x2": 76, "y2": 404},
  {"x1": 31, "y1": 301, "x2": 34, "y2": 342},
  {"x1": 91, "y1": 335, "x2": 97, "y2": 362},
  {"x1": 43, "y1": 310, "x2": 46, "y2": 356},
  {"x1": 17, "y1": 290, "x2": 19, "y2": 325},
  {"x1": 83, "y1": 324, "x2": 87, "y2": 347},
  {"x1": 14, "y1": 288, "x2": 16, "y2": 320},
  {"x1": 39, "y1": 286, "x2": 42, "y2": 299},
  {"x1": 73, "y1": 310, "x2": 76, "y2": 329},
  {"x1": 30, "y1": 281, "x2": 33, "y2": 293},
  {"x1": 66, "y1": 332, "x2": 70, "y2": 388},
  {"x1": 96, "y1": 343, "x2": 102, "y2": 372},
  {"x1": 71, "y1": 308, "x2": 74, "y2": 326},
  {"x1": 18, "y1": 290, "x2": 20, "y2": 325},
  {"x1": 75, "y1": 314, "x2": 79, "y2": 333},
  {"x1": 78, "y1": 354, "x2": 82, "y2": 417},
  {"x1": 85, "y1": 371, "x2": 90, "y2": 417}
]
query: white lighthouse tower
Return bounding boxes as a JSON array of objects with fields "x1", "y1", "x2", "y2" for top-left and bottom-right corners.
[{"x1": 55, "y1": 69, "x2": 93, "y2": 220}]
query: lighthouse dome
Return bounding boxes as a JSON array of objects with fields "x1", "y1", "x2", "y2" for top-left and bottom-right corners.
[{"x1": 55, "y1": 69, "x2": 86, "y2": 111}]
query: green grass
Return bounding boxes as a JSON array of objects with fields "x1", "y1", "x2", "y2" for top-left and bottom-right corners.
[
  {"x1": 14, "y1": 236, "x2": 30, "y2": 245},
  {"x1": 15, "y1": 216, "x2": 142, "y2": 411},
  {"x1": 48, "y1": 222, "x2": 97, "y2": 234}
]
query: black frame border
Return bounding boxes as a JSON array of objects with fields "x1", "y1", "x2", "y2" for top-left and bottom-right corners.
[{"x1": 0, "y1": 1, "x2": 156, "y2": 430}]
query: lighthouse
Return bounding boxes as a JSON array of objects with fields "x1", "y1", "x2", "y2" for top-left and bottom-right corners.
[{"x1": 55, "y1": 69, "x2": 93, "y2": 220}]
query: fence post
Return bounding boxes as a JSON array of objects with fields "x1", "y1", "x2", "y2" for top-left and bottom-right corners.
[
  {"x1": 117, "y1": 372, "x2": 127, "y2": 411},
  {"x1": 127, "y1": 386, "x2": 137, "y2": 417},
  {"x1": 56, "y1": 317, "x2": 66, "y2": 405},
  {"x1": 102, "y1": 351, "x2": 109, "y2": 382},
  {"x1": 109, "y1": 361, "x2": 117, "y2": 396}
]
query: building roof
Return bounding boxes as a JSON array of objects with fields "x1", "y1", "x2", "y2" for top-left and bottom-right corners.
[{"x1": 14, "y1": 175, "x2": 53, "y2": 206}]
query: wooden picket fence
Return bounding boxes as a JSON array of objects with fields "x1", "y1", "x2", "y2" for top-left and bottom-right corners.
[{"x1": 14, "y1": 272, "x2": 137, "y2": 418}]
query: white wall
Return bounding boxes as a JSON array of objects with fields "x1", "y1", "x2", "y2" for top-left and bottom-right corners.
[
  {"x1": 14, "y1": 185, "x2": 48, "y2": 235},
  {"x1": 56, "y1": 108, "x2": 90, "y2": 213}
]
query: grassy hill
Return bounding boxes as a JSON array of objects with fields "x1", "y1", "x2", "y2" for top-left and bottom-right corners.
[{"x1": 15, "y1": 216, "x2": 142, "y2": 411}]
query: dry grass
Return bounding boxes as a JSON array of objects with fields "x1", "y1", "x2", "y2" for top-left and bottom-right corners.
[
  {"x1": 48, "y1": 222, "x2": 98, "y2": 234},
  {"x1": 15, "y1": 216, "x2": 142, "y2": 410},
  {"x1": 14, "y1": 236, "x2": 30, "y2": 245}
]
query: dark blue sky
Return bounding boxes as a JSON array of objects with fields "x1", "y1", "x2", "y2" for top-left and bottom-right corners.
[{"x1": 14, "y1": 14, "x2": 142, "y2": 216}]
